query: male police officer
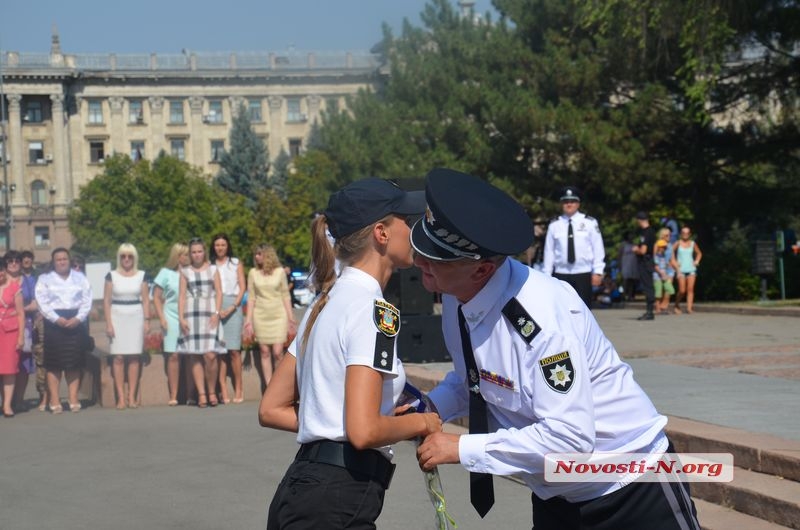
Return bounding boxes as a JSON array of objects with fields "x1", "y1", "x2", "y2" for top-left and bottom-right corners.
[
  {"x1": 542, "y1": 186, "x2": 605, "y2": 308},
  {"x1": 411, "y1": 168, "x2": 699, "y2": 530},
  {"x1": 635, "y1": 211, "x2": 657, "y2": 320}
]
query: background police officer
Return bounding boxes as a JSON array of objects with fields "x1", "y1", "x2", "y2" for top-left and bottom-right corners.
[
  {"x1": 411, "y1": 168, "x2": 699, "y2": 530},
  {"x1": 634, "y1": 211, "x2": 657, "y2": 320},
  {"x1": 542, "y1": 186, "x2": 605, "y2": 307}
]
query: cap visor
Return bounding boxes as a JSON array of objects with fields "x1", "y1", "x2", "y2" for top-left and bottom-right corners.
[
  {"x1": 393, "y1": 190, "x2": 426, "y2": 216},
  {"x1": 410, "y1": 219, "x2": 463, "y2": 261}
]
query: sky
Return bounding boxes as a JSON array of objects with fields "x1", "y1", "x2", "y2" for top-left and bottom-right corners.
[{"x1": 0, "y1": 0, "x2": 495, "y2": 54}]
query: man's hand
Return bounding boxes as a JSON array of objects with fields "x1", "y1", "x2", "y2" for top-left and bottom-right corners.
[
  {"x1": 591, "y1": 273, "x2": 603, "y2": 287},
  {"x1": 417, "y1": 432, "x2": 461, "y2": 472}
]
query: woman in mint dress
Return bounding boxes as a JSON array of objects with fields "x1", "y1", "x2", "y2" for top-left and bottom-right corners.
[{"x1": 153, "y1": 243, "x2": 189, "y2": 405}]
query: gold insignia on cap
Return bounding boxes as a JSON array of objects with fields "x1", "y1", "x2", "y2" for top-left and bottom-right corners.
[{"x1": 425, "y1": 207, "x2": 436, "y2": 225}]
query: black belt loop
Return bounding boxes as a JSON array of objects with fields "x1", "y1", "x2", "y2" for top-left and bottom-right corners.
[
  {"x1": 111, "y1": 300, "x2": 142, "y2": 305},
  {"x1": 295, "y1": 440, "x2": 396, "y2": 490}
]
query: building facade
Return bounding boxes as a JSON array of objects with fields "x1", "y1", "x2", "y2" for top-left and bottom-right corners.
[{"x1": 0, "y1": 33, "x2": 384, "y2": 262}]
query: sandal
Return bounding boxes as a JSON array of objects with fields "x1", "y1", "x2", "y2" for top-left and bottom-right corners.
[
  {"x1": 168, "y1": 399, "x2": 178, "y2": 407},
  {"x1": 51, "y1": 404, "x2": 63, "y2": 415},
  {"x1": 197, "y1": 394, "x2": 208, "y2": 408},
  {"x1": 232, "y1": 397, "x2": 244, "y2": 404},
  {"x1": 209, "y1": 394, "x2": 219, "y2": 407},
  {"x1": 69, "y1": 402, "x2": 82, "y2": 412}
]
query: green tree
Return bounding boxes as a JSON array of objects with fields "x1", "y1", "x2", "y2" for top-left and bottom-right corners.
[
  {"x1": 269, "y1": 148, "x2": 291, "y2": 200},
  {"x1": 69, "y1": 154, "x2": 258, "y2": 273},
  {"x1": 216, "y1": 102, "x2": 270, "y2": 208},
  {"x1": 253, "y1": 150, "x2": 338, "y2": 268},
  {"x1": 317, "y1": 0, "x2": 800, "y2": 299}
]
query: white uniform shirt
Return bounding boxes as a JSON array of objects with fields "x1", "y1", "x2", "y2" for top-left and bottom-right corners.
[
  {"x1": 287, "y1": 266, "x2": 406, "y2": 460},
  {"x1": 35, "y1": 270, "x2": 93, "y2": 323},
  {"x1": 428, "y1": 259, "x2": 667, "y2": 502},
  {"x1": 543, "y1": 211, "x2": 606, "y2": 275}
]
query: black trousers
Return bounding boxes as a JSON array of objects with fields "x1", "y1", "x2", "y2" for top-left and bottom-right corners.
[
  {"x1": 531, "y1": 443, "x2": 699, "y2": 530},
  {"x1": 267, "y1": 459, "x2": 386, "y2": 530},
  {"x1": 637, "y1": 260, "x2": 655, "y2": 312},
  {"x1": 553, "y1": 272, "x2": 593, "y2": 309}
]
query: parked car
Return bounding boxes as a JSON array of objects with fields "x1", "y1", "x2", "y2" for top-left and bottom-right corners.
[{"x1": 291, "y1": 271, "x2": 315, "y2": 307}]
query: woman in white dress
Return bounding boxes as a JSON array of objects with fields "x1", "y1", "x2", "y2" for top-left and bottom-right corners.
[
  {"x1": 104, "y1": 243, "x2": 150, "y2": 409},
  {"x1": 210, "y1": 233, "x2": 246, "y2": 404}
]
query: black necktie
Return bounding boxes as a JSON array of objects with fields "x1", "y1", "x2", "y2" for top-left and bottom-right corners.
[
  {"x1": 457, "y1": 306, "x2": 495, "y2": 518},
  {"x1": 567, "y1": 218, "x2": 576, "y2": 264}
]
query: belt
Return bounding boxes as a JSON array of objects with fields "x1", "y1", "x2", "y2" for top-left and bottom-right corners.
[
  {"x1": 111, "y1": 300, "x2": 141, "y2": 305},
  {"x1": 295, "y1": 440, "x2": 396, "y2": 490}
]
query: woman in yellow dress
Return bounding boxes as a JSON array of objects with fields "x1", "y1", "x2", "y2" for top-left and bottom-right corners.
[{"x1": 244, "y1": 244, "x2": 296, "y2": 392}]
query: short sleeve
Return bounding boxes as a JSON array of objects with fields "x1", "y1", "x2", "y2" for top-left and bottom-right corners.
[
  {"x1": 105, "y1": 271, "x2": 112, "y2": 282},
  {"x1": 343, "y1": 300, "x2": 399, "y2": 376}
]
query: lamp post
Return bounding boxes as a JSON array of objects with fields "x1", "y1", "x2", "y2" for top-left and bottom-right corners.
[{"x1": 0, "y1": 48, "x2": 11, "y2": 250}]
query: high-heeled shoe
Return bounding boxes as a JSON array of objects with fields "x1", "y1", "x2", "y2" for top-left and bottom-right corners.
[
  {"x1": 69, "y1": 402, "x2": 82, "y2": 412},
  {"x1": 51, "y1": 404, "x2": 63, "y2": 415},
  {"x1": 197, "y1": 393, "x2": 208, "y2": 408}
]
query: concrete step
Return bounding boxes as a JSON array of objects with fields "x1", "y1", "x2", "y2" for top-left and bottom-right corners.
[
  {"x1": 691, "y1": 467, "x2": 800, "y2": 529},
  {"x1": 666, "y1": 416, "x2": 800, "y2": 483},
  {"x1": 695, "y1": 498, "x2": 794, "y2": 530}
]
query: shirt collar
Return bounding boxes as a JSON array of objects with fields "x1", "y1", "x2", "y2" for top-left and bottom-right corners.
[
  {"x1": 458, "y1": 258, "x2": 512, "y2": 329},
  {"x1": 337, "y1": 266, "x2": 383, "y2": 298},
  {"x1": 561, "y1": 211, "x2": 583, "y2": 221}
]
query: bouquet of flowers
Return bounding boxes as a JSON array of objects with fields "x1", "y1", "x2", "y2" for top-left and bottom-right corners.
[
  {"x1": 241, "y1": 329, "x2": 257, "y2": 370},
  {"x1": 143, "y1": 331, "x2": 164, "y2": 356},
  {"x1": 399, "y1": 383, "x2": 458, "y2": 530}
]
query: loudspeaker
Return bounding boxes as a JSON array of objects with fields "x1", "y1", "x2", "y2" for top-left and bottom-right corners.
[
  {"x1": 398, "y1": 315, "x2": 451, "y2": 364},
  {"x1": 399, "y1": 267, "x2": 434, "y2": 315}
]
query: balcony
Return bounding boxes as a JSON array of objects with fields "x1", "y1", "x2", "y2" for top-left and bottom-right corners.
[{"x1": 28, "y1": 205, "x2": 55, "y2": 218}]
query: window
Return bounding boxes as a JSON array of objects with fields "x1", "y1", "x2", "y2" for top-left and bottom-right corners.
[
  {"x1": 28, "y1": 141, "x2": 45, "y2": 164},
  {"x1": 326, "y1": 97, "x2": 339, "y2": 114},
  {"x1": 287, "y1": 97, "x2": 304, "y2": 122},
  {"x1": 169, "y1": 100, "x2": 184, "y2": 124},
  {"x1": 206, "y1": 100, "x2": 223, "y2": 123},
  {"x1": 24, "y1": 101, "x2": 43, "y2": 123},
  {"x1": 248, "y1": 99, "x2": 262, "y2": 122},
  {"x1": 88, "y1": 100, "x2": 104, "y2": 124},
  {"x1": 131, "y1": 141, "x2": 145, "y2": 161},
  {"x1": 34, "y1": 226, "x2": 50, "y2": 248},
  {"x1": 0, "y1": 232, "x2": 6, "y2": 250},
  {"x1": 0, "y1": 140, "x2": 6, "y2": 162},
  {"x1": 170, "y1": 139, "x2": 185, "y2": 161},
  {"x1": 90, "y1": 141, "x2": 105, "y2": 163},
  {"x1": 129, "y1": 100, "x2": 144, "y2": 123},
  {"x1": 289, "y1": 138, "x2": 302, "y2": 158},
  {"x1": 31, "y1": 180, "x2": 47, "y2": 206},
  {"x1": 210, "y1": 140, "x2": 225, "y2": 162}
]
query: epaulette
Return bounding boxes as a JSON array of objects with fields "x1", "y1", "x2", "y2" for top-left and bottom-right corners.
[
  {"x1": 501, "y1": 297, "x2": 541, "y2": 344},
  {"x1": 373, "y1": 299, "x2": 399, "y2": 370}
]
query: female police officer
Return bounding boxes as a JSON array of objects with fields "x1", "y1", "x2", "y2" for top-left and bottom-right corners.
[{"x1": 259, "y1": 177, "x2": 443, "y2": 529}]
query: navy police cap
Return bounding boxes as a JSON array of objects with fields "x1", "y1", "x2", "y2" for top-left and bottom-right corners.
[
  {"x1": 560, "y1": 186, "x2": 581, "y2": 202},
  {"x1": 324, "y1": 177, "x2": 425, "y2": 239},
  {"x1": 411, "y1": 168, "x2": 533, "y2": 261}
]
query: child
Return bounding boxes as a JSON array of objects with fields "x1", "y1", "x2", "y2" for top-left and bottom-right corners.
[{"x1": 653, "y1": 239, "x2": 675, "y2": 314}]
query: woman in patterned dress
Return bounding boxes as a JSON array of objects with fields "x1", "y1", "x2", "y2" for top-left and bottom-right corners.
[
  {"x1": 153, "y1": 242, "x2": 190, "y2": 406},
  {"x1": 176, "y1": 238, "x2": 225, "y2": 407},
  {"x1": 104, "y1": 243, "x2": 150, "y2": 409},
  {"x1": 0, "y1": 258, "x2": 25, "y2": 417}
]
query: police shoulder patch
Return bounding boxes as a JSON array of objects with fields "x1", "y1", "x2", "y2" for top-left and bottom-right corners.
[
  {"x1": 539, "y1": 351, "x2": 575, "y2": 393},
  {"x1": 373, "y1": 299, "x2": 400, "y2": 337},
  {"x1": 502, "y1": 297, "x2": 541, "y2": 344}
]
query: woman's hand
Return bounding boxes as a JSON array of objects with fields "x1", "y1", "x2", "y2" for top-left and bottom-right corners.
[
  {"x1": 106, "y1": 324, "x2": 115, "y2": 338},
  {"x1": 16, "y1": 334, "x2": 24, "y2": 350},
  {"x1": 209, "y1": 313, "x2": 220, "y2": 330},
  {"x1": 420, "y1": 412, "x2": 443, "y2": 437},
  {"x1": 160, "y1": 317, "x2": 168, "y2": 330},
  {"x1": 179, "y1": 319, "x2": 189, "y2": 335}
]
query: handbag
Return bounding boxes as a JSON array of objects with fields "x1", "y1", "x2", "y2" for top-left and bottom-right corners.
[{"x1": 1, "y1": 317, "x2": 18, "y2": 333}]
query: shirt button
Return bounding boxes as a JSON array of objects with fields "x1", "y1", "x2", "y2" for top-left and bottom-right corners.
[{"x1": 469, "y1": 459, "x2": 476, "y2": 466}]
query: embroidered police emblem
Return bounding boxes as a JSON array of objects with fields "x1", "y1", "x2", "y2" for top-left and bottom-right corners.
[
  {"x1": 539, "y1": 351, "x2": 575, "y2": 393},
  {"x1": 373, "y1": 299, "x2": 400, "y2": 337},
  {"x1": 502, "y1": 297, "x2": 540, "y2": 344}
]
